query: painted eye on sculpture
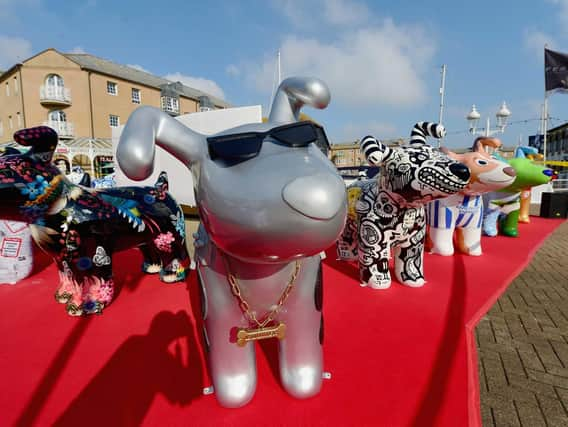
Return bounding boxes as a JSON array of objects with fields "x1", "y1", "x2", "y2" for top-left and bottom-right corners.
[{"x1": 475, "y1": 159, "x2": 489, "y2": 166}]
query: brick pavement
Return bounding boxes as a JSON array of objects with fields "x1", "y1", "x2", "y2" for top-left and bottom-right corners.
[{"x1": 476, "y1": 219, "x2": 568, "y2": 426}]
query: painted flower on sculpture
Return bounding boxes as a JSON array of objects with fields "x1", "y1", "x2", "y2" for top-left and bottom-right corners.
[
  {"x1": 154, "y1": 231, "x2": 175, "y2": 253},
  {"x1": 21, "y1": 175, "x2": 49, "y2": 200},
  {"x1": 77, "y1": 257, "x2": 93, "y2": 271},
  {"x1": 96, "y1": 281, "x2": 114, "y2": 303},
  {"x1": 83, "y1": 300, "x2": 97, "y2": 312}
]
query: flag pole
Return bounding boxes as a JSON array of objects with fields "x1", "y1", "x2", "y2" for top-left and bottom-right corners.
[
  {"x1": 543, "y1": 93, "x2": 548, "y2": 163},
  {"x1": 543, "y1": 44, "x2": 549, "y2": 164},
  {"x1": 438, "y1": 64, "x2": 446, "y2": 148}
]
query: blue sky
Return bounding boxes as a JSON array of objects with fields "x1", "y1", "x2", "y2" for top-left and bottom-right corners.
[{"x1": 1, "y1": 0, "x2": 568, "y2": 148}]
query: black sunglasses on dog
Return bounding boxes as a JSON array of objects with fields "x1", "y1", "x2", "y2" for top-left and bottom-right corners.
[{"x1": 207, "y1": 121, "x2": 329, "y2": 163}]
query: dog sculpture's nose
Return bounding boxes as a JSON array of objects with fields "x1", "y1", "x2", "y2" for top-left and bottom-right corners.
[
  {"x1": 282, "y1": 173, "x2": 346, "y2": 220},
  {"x1": 449, "y1": 163, "x2": 471, "y2": 182}
]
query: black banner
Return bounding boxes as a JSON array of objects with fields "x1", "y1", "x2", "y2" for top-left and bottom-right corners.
[{"x1": 545, "y1": 48, "x2": 568, "y2": 93}]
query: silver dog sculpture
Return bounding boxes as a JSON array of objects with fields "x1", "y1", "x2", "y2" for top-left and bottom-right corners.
[{"x1": 117, "y1": 77, "x2": 347, "y2": 407}]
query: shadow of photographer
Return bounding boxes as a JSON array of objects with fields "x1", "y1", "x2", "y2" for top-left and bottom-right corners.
[{"x1": 53, "y1": 309, "x2": 203, "y2": 427}]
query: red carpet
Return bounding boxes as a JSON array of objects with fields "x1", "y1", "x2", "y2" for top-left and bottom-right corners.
[{"x1": 0, "y1": 217, "x2": 564, "y2": 427}]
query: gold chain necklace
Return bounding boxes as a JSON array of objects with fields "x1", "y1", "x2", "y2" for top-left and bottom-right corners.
[{"x1": 225, "y1": 258, "x2": 301, "y2": 347}]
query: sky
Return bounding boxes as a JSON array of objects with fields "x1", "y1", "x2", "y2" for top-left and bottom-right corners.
[{"x1": 1, "y1": 0, "x2": 568, "y2": 148}]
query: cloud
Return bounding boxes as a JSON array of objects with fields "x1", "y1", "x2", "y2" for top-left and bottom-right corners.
[
  {"x1": 272, "y1": 0, "x2": 370, "y2": 28},
  {"x1": 0, "y1": 35, "x2": 32, "y2": 69},
  {"x1": 525, "y1": 0, "x2": 568, "y2": 54},
  {"x1": 70, "y1": 46, "x2": 86, "y2": 54},
  {"x1": 0, "y1": 0, "x2": 42, "y2": 24},
  {"x1": 548, "y1": 0, "x2": 568, "y2": 30},
  {"x1": 226, "y1": 64, "x2": 240, "y2": 77},
  {"x1": 323, "y1": 0, "x2": 370, "y2": 26},
  {"x1": 245, "y1": 19, "x2": 436, "y2": 108},
  {"x1": 340, "y1": 120, "x2": 398, "y2": 142},
  {"x1": 127, "y1": 63, "x2": 151, "y2": 73},
  {"x1": 271, "y1": 0, "x2": 313, "y2": 28},
  {"x1": 524, "y1": 29, "x2": 555, "y2": 58},
  {"x1": 164, "y1": 72, "x2": 225, "y2": 100}
]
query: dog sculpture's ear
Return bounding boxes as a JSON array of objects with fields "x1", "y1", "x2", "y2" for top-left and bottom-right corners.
[
  {"x1": 360, "y1": 136, "x2": 391, "y2": 166},
  {"x1": 117, "y1": 106, "x2": 206, "y2": 181},
  {"x1": 472, "y1": 137, "x2": 502, "y2": 155},
  {"x1": 0, "y1": 146, "x2": 22, "y2": 156},
  {"x1": 13, "y1": 126, "x2": 58, "y2": 162},
  {"x1": 409, "y1": 122, "x2": 445, "y2": 146},
  {"x1": 513, "y1": 146, "x2": 538, "y2": 159},
  {"x1": 268, "y1": 77, "x2": 331, "y2": 124}
]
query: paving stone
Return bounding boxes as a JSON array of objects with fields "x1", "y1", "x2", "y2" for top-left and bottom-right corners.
[
  {"x1": 514, "y1": 401, "x2": 546, "y2": 427},
  {"x1": 476, "y1": 220, "x2": 568, "y2": 427},
  {"x1": 527, "y1": 369, "x2": 568, "y2": 389},
  {"x1": 536, "y1": 395, "x2": 568, "y2": 427}
]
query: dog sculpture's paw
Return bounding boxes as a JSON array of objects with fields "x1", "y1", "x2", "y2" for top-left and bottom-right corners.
[
  {"x1": 66, "y1": 304, "x2": 84, "y2": 317},
  {"x1": 367, "y1": 274, "x2": 392, "y2": 290},
  {"x1": 160, "y1": 268, "x2": 187, "y2": 283},
  {"x1": 401, "y1": 278, "x2": 426, "y2": 288},
  {"x1": 143, "y1": 262, "x2": 161, "y2": 274},
  {"x1": 55, "y1": 292, "x2": 72, "y2": 304}
]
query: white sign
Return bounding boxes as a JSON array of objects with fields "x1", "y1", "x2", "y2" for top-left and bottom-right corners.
[{"x1": 112, "y1": 105, "x2": 262, "y2": 207}]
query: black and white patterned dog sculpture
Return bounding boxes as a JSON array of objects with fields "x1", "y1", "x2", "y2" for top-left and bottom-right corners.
[
  {"x1": 351, "y1": 122, "x2": 470, "y2": 289},
  {"x1": 0, "y1": 126, "x2": 189, "y2": 315}
]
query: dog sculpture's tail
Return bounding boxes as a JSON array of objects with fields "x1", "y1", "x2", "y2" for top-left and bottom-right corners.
[
  {"x1": 13, "y1": 126, "x2": 58, "y2": 162},
  {"x1": 409, "y1": 122, "x2": 446, "y2": 145},
  {"x1": 155, "y1": 171, "x2": 169, "y2": 192},
  {"x1": 268, "y1": 77, "x2": 331, "y2": 124}
]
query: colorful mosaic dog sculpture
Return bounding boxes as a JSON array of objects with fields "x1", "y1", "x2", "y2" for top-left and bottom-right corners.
[
  {"x1": 482, "y1": 146, "x2": 554, "y2": 237},
  {"x1": 426, "y1": 137, "x2": 516, "y2": 255},
  {"x1": 0, "y1": 126, "x2": 188, "y2": 316},
  {"x1": 117, "y1": 77, "x2": 347, "y2": 407},
  {"x1": 352, "y1": 122, "x2": 470, "y2": 289}
]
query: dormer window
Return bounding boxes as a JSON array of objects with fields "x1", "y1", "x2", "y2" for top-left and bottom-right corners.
[
  {"x1": 199, "y1": 95, "x2": 215, "y2": 112},
  {"x1": 161, "y1": 96, "x2": 179, "y2": 114}
]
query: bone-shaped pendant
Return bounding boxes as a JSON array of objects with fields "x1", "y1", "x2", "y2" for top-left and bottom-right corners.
[{"x1": 236, "y1": 322, "x2": 286, "y2": 347}]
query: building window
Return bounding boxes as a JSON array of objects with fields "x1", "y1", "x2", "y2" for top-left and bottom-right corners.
[
  {"x1": 161, "y1": 96, "x2": 179, "y2": 114},
  {"x1": 8, "y1": 115, "x2": 13, "y2": 129},
  {"x1": 131, "y1": 88, "x2": 141, "y2": 104},
  {"x1": 0, "y1": 120, "x2": 3, "y2": 137},
  {"x1": 109, "y1": 114, "x2": 120, "y2": 127},
  {"x1": 16, "y1": 112, "x2": 21, "y2": 127},
  {"x1": 13, "y1": 77, "x2": 18, "y2": 94},
  {"x1": 5, "y1": 82, "x2": 9, "y2": 96},
  {"x1": 107, "y1": 81, "x2": 118, "y2": 95},
  {"x1": 45, "y1": 74, "x2": 64, "y2": 88}
]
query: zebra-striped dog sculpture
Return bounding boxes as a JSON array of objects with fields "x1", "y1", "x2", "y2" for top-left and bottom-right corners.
[
  {"x1": 353, "y1": 122, "x2": 470, "y2": 289},
  {"x1": 426, "y1": 137, "x2": 516, "y2": 256}
]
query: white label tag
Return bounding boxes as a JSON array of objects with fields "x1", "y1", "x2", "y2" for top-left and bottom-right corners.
[
  {"x1": 3, "y1": 221, "x2": 27, "y2": 234},
  {"x1": 1, "y1": 237, "x2": 22, "y2": 258}
]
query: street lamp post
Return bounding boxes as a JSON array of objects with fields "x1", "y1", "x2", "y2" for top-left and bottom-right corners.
[{"x1": 466, "y1": 102, "x2": 511, "y2": 137}]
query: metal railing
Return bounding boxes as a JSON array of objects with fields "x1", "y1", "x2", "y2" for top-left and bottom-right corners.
[
  {"x1": 40, "y1": 85, "x2": 71, "y2": 104},
  {"x1": 552, "y1": 179, "x2": 568, "y2": 191},
  {"x1": 43, "y1": 120, "x2": 74, "y2": 138}
]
